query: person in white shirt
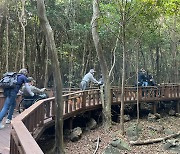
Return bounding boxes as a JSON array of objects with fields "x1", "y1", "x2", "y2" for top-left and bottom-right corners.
[{"x1": 80, "y1": 69, "x2": 101, "y2": 90}]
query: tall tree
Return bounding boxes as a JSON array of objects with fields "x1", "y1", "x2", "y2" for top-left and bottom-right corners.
[
  {"x1": 91, "y1": 0, "x2": 112, "y2": 130},
  {"x1": 37, "y1": 0, "x2": 64, "y2": 153},
  {"x1": 5, "y1": 2, "x2": 9, "y2": 71},
  {"x1": 119, "y1": 0, "x2": 126, "y2": 135},
  {"x1": 19, "y1": 0, "x2": 26, "y2": 68}
]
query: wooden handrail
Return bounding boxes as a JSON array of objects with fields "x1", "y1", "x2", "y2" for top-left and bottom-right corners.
[{"x1": 9, "y1": 84, "x2": 180, "y2": 153}]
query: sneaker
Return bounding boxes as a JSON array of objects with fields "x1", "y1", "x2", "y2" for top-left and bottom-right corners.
[
  {"x1": 5, "y1": 119, "x2": 11, "y2": 124},
  {"x1": 0, "y1": 122, "x2": 5, "y2": 129}
]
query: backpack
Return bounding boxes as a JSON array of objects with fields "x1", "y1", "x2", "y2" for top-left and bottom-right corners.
[{"x1": 0, "y1": 72, "x2": 18, "y2": 89}]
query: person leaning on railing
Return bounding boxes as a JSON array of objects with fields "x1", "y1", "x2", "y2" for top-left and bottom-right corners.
[
  {"x1": 80, "y1": 69, "x2": 101, "y2": 90},
  {"x1": 0, "y1": 69, "x2": 34, "y2": 129}
]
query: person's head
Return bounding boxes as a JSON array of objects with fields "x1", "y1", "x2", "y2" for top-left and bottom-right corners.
[
  {"x1": 19, "y1": 68, "x2": 28, "y2": 76},
  {"x1": 140, "y1": 68, "x2": 146, "y2": 74},
  {"x1": 140, "y1": 68, "x2": 144, "y2": 72},
  {"x1": 27, "y1": 77, "x2": 36, "y2": 85},
  {"x1": 89, "y1": 69, "x2": 96, "y2": 75}
]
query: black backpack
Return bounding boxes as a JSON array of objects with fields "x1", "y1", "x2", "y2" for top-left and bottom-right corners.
[{"x1": 0, "y1": 72, "x2": 18, "y2": 89}]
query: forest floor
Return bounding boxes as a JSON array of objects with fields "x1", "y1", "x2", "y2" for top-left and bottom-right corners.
[{"x1": 64, "y1": 114, "x2": 180, "y2": 154}]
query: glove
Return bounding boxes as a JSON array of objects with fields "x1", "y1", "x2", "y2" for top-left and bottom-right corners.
[
  {"x1": 30, "y1": 92, "x2": 34, "y2": 97},
  {"x1": 98, "y1": 81, "x2": 103, "y2": 85},
  {"x1": 41, "y1": 88, "x2": 46, "y2": 92}
]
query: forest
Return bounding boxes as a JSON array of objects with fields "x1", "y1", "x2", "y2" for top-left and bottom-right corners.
[
  {"x1": 0, "y1": 0, "x2": 179, "y2": 88},
  {"x1": 0, "y1": 0, "x2": 179, "y2": 153}
]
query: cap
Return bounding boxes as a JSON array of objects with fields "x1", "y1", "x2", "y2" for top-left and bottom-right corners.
[
  {"x1": 19, "y1": 68, "x2": 28, "y2": 75},
  {"x1": 27, "y1": 77, "x2": 36, "y2": 83},
  {"x1": 90, "y1": 69, "x2": 96, "y2": 73}
]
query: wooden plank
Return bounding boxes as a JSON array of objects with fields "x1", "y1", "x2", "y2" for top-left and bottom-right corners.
[
  {"x1": 0, "y1": 123, "x2": 11, "y2": 154},
  {"x1": 0, "y1": 85, "x2": 179, "y2": 154},
  {"x1": 12, "y1": 121, "x2": 43, "y2": 154}
]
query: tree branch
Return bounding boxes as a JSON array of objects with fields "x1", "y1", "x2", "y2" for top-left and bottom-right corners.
[{"x1": 130, "y1": 131, "x2": 180, "y2": 145}]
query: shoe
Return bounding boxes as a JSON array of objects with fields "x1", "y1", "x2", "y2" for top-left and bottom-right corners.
[
  {"x1": 5, "y1": 119, "x2": 11, "y2": 124},
  {"x1": 0, "y1": 122, "x2": 5, "y2": 129}
]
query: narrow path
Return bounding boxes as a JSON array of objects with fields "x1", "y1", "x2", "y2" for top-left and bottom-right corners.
[{"x1": 0, "y1": 111, "x2": 19, "y2": 154}]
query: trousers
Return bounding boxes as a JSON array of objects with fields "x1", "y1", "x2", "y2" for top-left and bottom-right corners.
[{"x1": 0, "y1": 89, "x2": 17, "y2": 122}]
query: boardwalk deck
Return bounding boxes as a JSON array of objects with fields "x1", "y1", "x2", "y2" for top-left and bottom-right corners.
[
  {"x1": 0, "y1": 112, "x2": 18, "y2": 154},
  {"x1": 0, "y1": 119, "x2": 11, "y2": 154},
  {"x1": 0, "y1": 85, "x2": 179, "y2": 154}
]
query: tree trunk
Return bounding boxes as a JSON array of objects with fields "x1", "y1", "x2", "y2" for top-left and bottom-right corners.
[
  {"x1": 136, "y1": 47, "x2": 139, "y2": 124},
  {"x1": 19, "y1": 0, "x2": 26, "y2": 68},
  {"x1": 0, "y1": 1, "x2": 5, "y2": 49},
  {"x1": 91, "y1": 0, "x2": 111, "y2": 130},
  {"x1": 37, "y1": 0, "x2": 64, "y2": 153},
  {"x1": 156, "y1": 45, "x2": 160, "y2": 84},
  {"x1": 170, "y1": 14, "x2": 178, "y2": 83},
  {"x1": 5, "y1": 10, "x2": 9, "y2": 72},
  {"x1": 120, "y1": 0, "x2": 126, "y2": 135},
  {"x1": 44, "y1": 48, "x2": 49, "y2": 88}
]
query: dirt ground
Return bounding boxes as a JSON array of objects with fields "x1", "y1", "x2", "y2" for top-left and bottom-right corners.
[{"x1": 64, "y1": 115, "x2": 180, "y2": 154}]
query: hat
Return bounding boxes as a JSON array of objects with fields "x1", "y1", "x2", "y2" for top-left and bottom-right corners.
[
  {"x1": 90, "y1": 69, "x2": 96, "y2": 73},
  {"x1": 27, "y1": 77, "x2": 36, "y2": 83},
  {"x1": 19, "y1": 68, "x2": 28, "y2": 75}
]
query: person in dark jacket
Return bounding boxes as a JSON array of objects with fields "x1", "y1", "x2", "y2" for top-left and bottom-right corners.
[
  {"x1": 137, "y1": 68, "x2": 148, "y2": 86},
  {"x1": 0, "y1": 68, "x2": 34, "y2": 129},
  {"x1": 147, "y1": 74, "x2": 156, "y2": 86}
]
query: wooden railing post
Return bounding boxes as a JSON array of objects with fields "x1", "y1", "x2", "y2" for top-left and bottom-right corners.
[
  {"x1": 152, "y1": 102, "x2": 157, "y2": 114},
  {"x1": 176, "y1": 100, "x2": 180, "y2": 113},
  {"x1": 82, "y1": 91, "x2": 86, "y2": 108},
  {"x1": 138, "y1": 88, "x2": 142, "y2": 101},
  {"x1": 64, "y1": 96, "x2": 69, "y2": 114}
]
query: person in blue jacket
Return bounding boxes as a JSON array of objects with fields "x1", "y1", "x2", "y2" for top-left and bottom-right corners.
[
  {"x1": 138, "y1": 68, "x2": 148, "y2": 86},
  {"x1": 0, "y1": 68, "x2": 34, "y2": 129}
]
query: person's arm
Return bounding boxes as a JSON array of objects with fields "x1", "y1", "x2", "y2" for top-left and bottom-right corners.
[
  {"x1": 31, "y1": 86, "x2": 46, "y2": 94},
  {"x1": 89, "y1": 74, "x2": 100, "y2": 84},
  {"x1": 24, "y1": 83, "x2": 34, "y2": 96}
]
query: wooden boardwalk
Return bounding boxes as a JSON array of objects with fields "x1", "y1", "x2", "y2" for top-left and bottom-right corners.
[
  {"x1": 0, "y1": 119, "x2": 11, "y2": 154},
  {"x1": 0, "y1": 111, "x2": 19, "y2": 154},
  {"x1": 0, "y1": 85, "x2": 179, "y2": 154}
]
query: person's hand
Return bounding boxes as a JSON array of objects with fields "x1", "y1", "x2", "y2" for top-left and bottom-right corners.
[
  {"x1": 30, "y1": 92, "x2": 34, "y2": 97},
  {"x1": 18, "y1": 90, "x2": 23, "y2": 95},
  {"x1": 98, "y1": 81, "x2": 103, "y2": 86},
  {"x1": 41, "y1": 88, "x2": 46, "y2": 92}
]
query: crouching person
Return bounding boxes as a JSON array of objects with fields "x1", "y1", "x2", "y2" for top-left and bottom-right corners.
[
  {"x1": 22, "y1": 77, "x2": 48, "y2": 99},
  {"x1": 21, "y1": 77, "x2": 48, "y2": 109}
]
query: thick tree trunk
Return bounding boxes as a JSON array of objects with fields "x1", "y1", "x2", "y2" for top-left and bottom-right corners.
[
  {"x1": 37, "y1": 0, "x2": 64, "y2": 153},
  {"x1": 91, "y1": 0, "x2": 111, "y2": 130}
]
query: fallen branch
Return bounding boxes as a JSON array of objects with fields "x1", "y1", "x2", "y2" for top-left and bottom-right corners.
[
  {"x1": 93, "y1": 136, "x2": 100, "y2": 154},
  {"x1": 130, "y1": 131, "x2": 180, "y2": 145}
]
